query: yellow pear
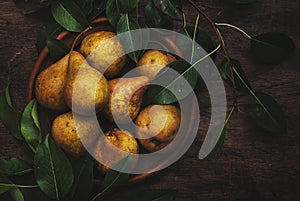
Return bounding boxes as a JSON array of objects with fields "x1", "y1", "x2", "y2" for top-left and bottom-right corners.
[
  {"x1": 64, "y1": 51, "x2": 110, "y2": 116},
  {"x1": 94, "y1": 128, "x2": 138, "y2": 174},
  {"x1": 137, "y1": 50, "x2": 176, "y2": 80},
  {"x1": 35, "y1": 54, "x2": 70, "y2": 111},
  {"x1": 102, "y1": 76, "x2": 149, "y2": 124},
  {"x1": 167, "y1": 53, "x2": 176, "y2": 63},
  {"x1": 80, "y1": 31, "x2": 126, "y2": 78},
  {"x1": 52, "y1": 112, "x2": 100, "y2": 157},
  {"x1": 136, "y1": 105, "x2": 181, "y2": 152}
]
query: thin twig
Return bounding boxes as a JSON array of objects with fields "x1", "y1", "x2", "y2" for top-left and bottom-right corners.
[
  {"x1": 187, "y1": 0, "x2": 238, "y2": 107},
  {"x1": 215, "y1": 22, "x2": 252, "y2": 39},
  {"x1": 186, "y1": 0, "x2": 229, "y2": 58}
]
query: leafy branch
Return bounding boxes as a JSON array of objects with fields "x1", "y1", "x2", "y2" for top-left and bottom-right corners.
[
  {"x1": 0, "y1": 183, "x2": 38, "y2": 188},
  {"x1": 186, "y1": 0, "x2": 292, "y2": 136},
  {"x1": 0, "y1": 0, "x2": 295, "y2": 201}
]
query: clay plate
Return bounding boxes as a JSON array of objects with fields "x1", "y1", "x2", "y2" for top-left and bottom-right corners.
[{"x1": 27, "y1": 17, "x2": 197, "y2": 185}]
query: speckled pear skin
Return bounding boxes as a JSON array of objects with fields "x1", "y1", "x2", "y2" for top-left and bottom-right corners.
[
  {"x1": 35, "y1": 53, "x2": 70, "y2": 111},
  {"x1": 51, "y1": 112, "x2": 99, "y2": 157},
  {"x1": 64, "y1": 51, "x2": 110, "y2": 116},
  {"x1": 137, "y1": 50, "x2": 176, "y2": 80},
  {"x1": 80, "y1": 31, "x2": 126, "y2": 78},
  {"x1": 136, "y1": 105, "x2": 181, "y2": 152},
  {"x1": 94, "y1": 129, "x2": 138, "y2": 174},
  {"x1": 102, "y1": 76, "x2": 149, "y2": 124}
]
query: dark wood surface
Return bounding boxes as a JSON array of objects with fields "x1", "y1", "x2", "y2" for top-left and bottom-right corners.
[{"x1": 0, "y1": 0, "x2": 299, "y2": 200}]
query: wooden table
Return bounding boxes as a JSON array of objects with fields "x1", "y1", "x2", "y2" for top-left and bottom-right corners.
[{"x1": 0, "y1": 0, "x2": 299, "y2": 200}]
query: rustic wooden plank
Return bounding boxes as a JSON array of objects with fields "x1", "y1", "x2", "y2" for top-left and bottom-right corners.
[{"x1": 0, "y1": 0, "x2": 299, "y2": 201}]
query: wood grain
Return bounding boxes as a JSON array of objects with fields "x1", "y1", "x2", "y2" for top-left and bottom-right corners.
[{"x1": 0, "y1": 0, "x2": 299, "y2": 200}]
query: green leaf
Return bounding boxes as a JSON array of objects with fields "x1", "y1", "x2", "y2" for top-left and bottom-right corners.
[
  {"x1": 119, "y1": 0, "x2": 139, "y2": 12},
  {"x1": 21, "y1": 143, "x2": 35, "y2": 167},
  {"x1": 251, "y1": 32, "x2": 295, "y2": 65},
  {"x1": 36, "y1": 21, "x2": 62, "y2": 53},
  {"x1": 34, "y1": 135, "x2": 74, "y2": 200},
  {"x1": 21, "y1": 100, "x2": 42, "y2": 152},
  {"x1": 87, "y1": 0, "x2": 107, "y2": 21},
  {"x1": 0, "y1": 185, "x2": 11, "y2": 195},
  {"x1": 180, "y1": 26, "x2": 216, "y2": 61},
  {"x1": 31, "y1": 101, "x2": 40, "y2": 131},
  {"x1": 73, "y1": 0, "x2": 107, "y2": 20},
  {"x1": 231, "y1": 0, "x2": 257, "y2": 4},
  {"x1": 101, "y1": 155, "x2": 131, "y2": 194},
  {"x1": 0, "y1": 158, "x2": 32, "y2": 176},
  {"x1": 9, "y1": 187, "x2": 24, "y2": 201},
  {"x1": 51, "y1": 0, "x2": 88, "y2": 32},
  {"x1": 145, "y1": 0, "x2": 173, "y2": 29},
  {"x1": 206, "y1": 124, "x2": 226, "y2": 160},
  {"x1": 106, "y1": 0, "x2": 121, "y2": 27},
  {"x1": 46, "y1": 38, "x2": 70, "y2": 61},
  {"x1": 117, "y1": 14, "x2": 146, "y2": 63},
  {"x1": 68, "y1": 155, "x2": 94, "y2": 201},
  {"x1": 153, "y1": 0, "x2": 182, "y2": 19},
  {"x1": 124, "y1": 189, "x2": 177, "y2": 201},
  {"x1": 92, "y1": 155, "x2": 131, "y2": 200},
  {"x1": 73, "y1": 0, "x2": 93, "y2": 15},
  {"x1": 0, "y1": 176, "x2": 11, "y2": 195},
  {"x1": 219, "y1": 58, "x2": 251, "y2": 92},
  {"x1": 22, "y1": 5, "x2": 53, "y2": 22},
  {"x1": 0, "y1": 86, "x2": 22, "y2": 140},
  {"x1": 0, "y1": 177, "x2": 27, "y2": 200},
  {"x1": 147, "y1": 60, "x2": 198, "y2": 104},
  {"x1": 245, "y1": 92, "x2": 287, "y2": 133},
  {"x1": 13, "y1": 0, "x2": 50, "y2": 15}
]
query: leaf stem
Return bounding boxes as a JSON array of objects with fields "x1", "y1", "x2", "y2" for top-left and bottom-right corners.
[
  {"x1": 183, "y1": 13, "x2": 187, "y2": 28},
  {"x1": 91, "y1": 155, "x2": 131, "y2": 201},
  {"x1": 225, "y1": 106, "x2": 235, "y2": 125},
  {"x1": 191, "y1": 44, "x2": 221, "y2": 67},
  {"x1": 232, "y1": 67, "x2": 277, "y2": 124},
  {"x1": 46, "y1": 138, "x2": 59, "y2": 201},
  {"x1": 227, "y1": 58, "x2": 238, "y2": 107},
  {"x1": 0, "y1": 183, "x2": 38, "y2": 188},
  {"x1": 186, "y1": 0, "x2": 229, "y2": 57},
  {"x1": 190, "y1": 15, "x2": 200, "y2": 63},
  {"x1": 216, "y1": 28, "x2": 226, "y2": 48},
  {"x1": 91, "y1": 190, "x2": 103, "y2": 201},
  {"x1": 186, "y1": 0, "x2": 244, "y2": 108},
  {"x1": 215, "y1": 23, "x2": 252, "y2": 39},
  {"x1": 91, "y1": 173, "x2": 123, "y2": 201},
  {"x1": 91, "y1": 175, "x2": 124, "y2": 201},
  {"x1": 215, "y1": 31, "x2": 237, "y2": 94}
]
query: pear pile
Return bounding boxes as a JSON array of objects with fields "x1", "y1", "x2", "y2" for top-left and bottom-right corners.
[{"x1": 35, "y1": 31, "x2": 181, "y2": 174}]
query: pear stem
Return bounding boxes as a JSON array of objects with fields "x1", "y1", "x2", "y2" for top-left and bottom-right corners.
[
  {"x1": 215, "y1": 23, "x2": 252, "y2": 39},
  {"x1": 67, "y1": 26, "x2": 93, "y2": 72}
]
